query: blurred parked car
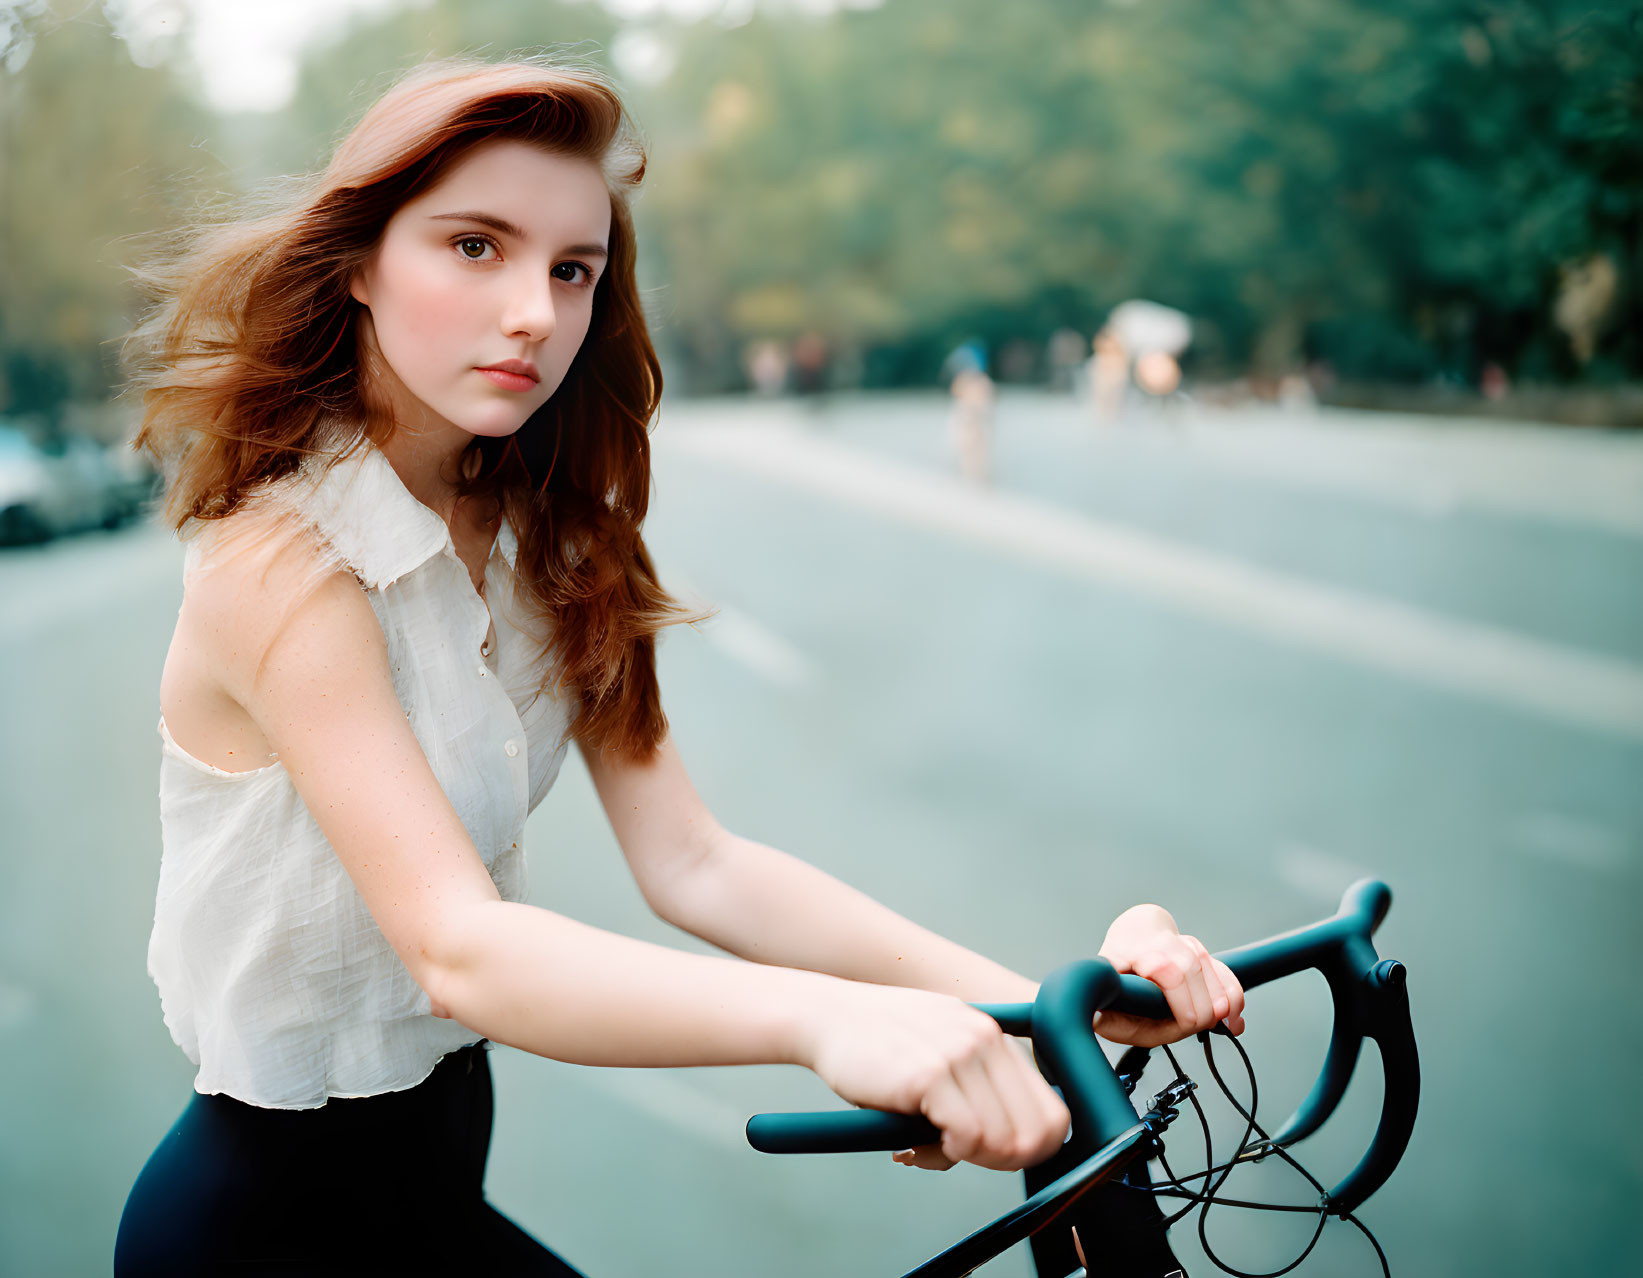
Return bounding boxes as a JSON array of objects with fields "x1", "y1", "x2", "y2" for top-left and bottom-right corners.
[{"x1": 0, "y1": 422, "x2": 158, "y2": 546}]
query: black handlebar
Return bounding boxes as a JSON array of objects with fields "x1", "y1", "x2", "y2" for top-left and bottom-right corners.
[{"x1": 746, "y1": 878, "x2": 1418, "y2": 1216}]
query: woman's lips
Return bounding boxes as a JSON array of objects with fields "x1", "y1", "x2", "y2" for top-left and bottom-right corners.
[{"x1": 477, "y1": 367, "x2": 537, "y2": 392}]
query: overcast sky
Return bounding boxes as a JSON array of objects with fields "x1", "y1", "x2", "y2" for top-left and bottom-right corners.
[{"x1": 108, "y1": 0, "x2": 881, "y2": 113}]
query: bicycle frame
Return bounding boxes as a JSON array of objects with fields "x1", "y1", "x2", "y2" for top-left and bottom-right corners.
[{"x1": 745, "y1": 878, "x2": 1418, "y2": 1278}]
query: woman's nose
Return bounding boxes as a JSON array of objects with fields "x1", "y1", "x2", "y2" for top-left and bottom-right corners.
[{"x1": 501, "y1": 272, "x2": 555, "y2": 341}]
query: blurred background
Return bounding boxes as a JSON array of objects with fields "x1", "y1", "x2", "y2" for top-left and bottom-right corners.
[{"x1": 2, "y1": 0, "x2": 1640, "y2": 1274}]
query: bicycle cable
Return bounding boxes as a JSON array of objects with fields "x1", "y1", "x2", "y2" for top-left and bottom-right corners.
[{"x1": 1117, "y1": 1031, "x2": 1391, "y2": 1278}]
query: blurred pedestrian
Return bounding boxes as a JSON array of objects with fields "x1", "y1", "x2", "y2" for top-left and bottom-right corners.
[
  {"x1": 997, "y1": 337, "x2": 1037, "y2": 383},
  {"x1": 943, "y1": 339, "x2": 995, "y2": 483},
  {"x1": 791, "y1": 330, "x2": 830, "y2": 396},
  {"x1": 1047, "y1": 326, "x2": 1087, "y2": 394},
  {"x1": 1134, "y1": 351, "x2": 1182, "y2": 398},
  {"x1": 1089, "y1": 328, "x2": 1129, "y2": 425},
  {"x1": 1106, "y1": 299, "x2": 1193, "y2": 364},
  {"x1": 1277, "y1": 371, "x2": 1315, "y2": 412},
  {"x1": 950, "y1": 364, "x2": 996, "y2": 484},
  {"x1": 742, "y1": 338, "x2": 789, "y2": 396},
  {"x1": 1098, "y1": 300, "x2": 1193, "y2": 425}
]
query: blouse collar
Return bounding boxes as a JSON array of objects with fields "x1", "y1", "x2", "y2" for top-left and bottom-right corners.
[{"x1": 277, "y1": 437, "x2": 519, "y2": 591}]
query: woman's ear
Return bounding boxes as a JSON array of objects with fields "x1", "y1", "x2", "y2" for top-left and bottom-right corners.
[{"x1": 347, "y1": 267, "x2": 370, "y2": 307}]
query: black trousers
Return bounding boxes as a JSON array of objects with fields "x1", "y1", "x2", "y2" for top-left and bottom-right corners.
[{"x1": 115, "y1": 1039, "x2": 586, "y2": 1276}]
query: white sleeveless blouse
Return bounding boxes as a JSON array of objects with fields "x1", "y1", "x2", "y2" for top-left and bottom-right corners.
[{"x1": 147, "y1": 439, "x2": 575, "y2": 1109}]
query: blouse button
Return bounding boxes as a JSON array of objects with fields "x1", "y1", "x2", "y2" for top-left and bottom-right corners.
[
  {"x1": 477, "y1": 664, "x2": 488, "y2": 677},
  {"x1": 504, "y1": 741, "x2": 520, "y2": 758}
]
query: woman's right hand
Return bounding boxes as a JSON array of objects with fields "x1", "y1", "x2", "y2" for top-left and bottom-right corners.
[{"x1": 797, "y1": 981, "x2": 1070, "y2": 1173}]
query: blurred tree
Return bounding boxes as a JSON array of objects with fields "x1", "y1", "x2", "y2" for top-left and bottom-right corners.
[
  {"x1": 1404, "y1": 2, "x2": 1643, "y2": 382},
  {"x1": 10, "y1": 0, "x2": 1639, "y2": 410},
  {"x1": 626, "y1": 0, "x2": 1643, "y2": 391},
  {"x1": 1140, "y1": 0, "x2": 1643, "y2": 383},
  {"x1": 215, "y1": 0, "x2": 623, "y2": 186},
  {"x1": 0, "y1": 0, "x2": 223, "y2": 426},
  {"x1": 632, "y1": 0, "x2": 1148, "y2": 387}
]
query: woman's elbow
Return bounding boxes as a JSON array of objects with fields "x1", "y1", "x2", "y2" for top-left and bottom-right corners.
[
  {"x1": 426, "y1": 975, "x2": 457, "y2": 1021},
  {"x1": 414, "y1": 901, "x2": 493, "y2": 1022}
]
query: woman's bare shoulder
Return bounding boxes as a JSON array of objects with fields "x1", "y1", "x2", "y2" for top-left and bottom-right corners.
[{"x1": 179, "y1": 502, "x2": 379, "y2": 706}]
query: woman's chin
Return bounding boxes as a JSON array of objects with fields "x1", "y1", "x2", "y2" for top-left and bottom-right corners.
[{"x1": 456, "y1": 412, "x2": 535, "y2": 441}]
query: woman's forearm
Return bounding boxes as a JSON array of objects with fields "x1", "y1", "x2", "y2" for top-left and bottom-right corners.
[
  {"x1": 662, "y1": 833, "x2": 1042, "y2": 1007},
  {"x1": 433, "y1": 899, "x2": 843, "y2": 1068}
]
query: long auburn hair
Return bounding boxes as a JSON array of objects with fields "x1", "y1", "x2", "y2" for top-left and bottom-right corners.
[{"x1": 124, "y1": 53, "x2": 692, "y2": 761}]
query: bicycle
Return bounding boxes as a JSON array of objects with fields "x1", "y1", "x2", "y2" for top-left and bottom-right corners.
[{"x1": 746, "y1": 878, "x2": 1418, "y2": 1277}]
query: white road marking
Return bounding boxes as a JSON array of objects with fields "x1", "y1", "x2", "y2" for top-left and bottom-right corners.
[
  {"x1": 699, "y1": 604, "x2": 815, "y2": 688},
  {"x1": 1512, "y1": 809, "x2": 1633, "y2": 875},
  {"x1": 1274, "y1": 843, "x2": 1377, "y2": 904},
  {"x1": 1173, "y1": 404, "x2": 1643, "y2": 539},
  {"x1": 659, "y1": 568, "x2": 817, "y2": 689},
  {"x1": 659, "y1": 424, "x2": 1643, "y2": 743}
]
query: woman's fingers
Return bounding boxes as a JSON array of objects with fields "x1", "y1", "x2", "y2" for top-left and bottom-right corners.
[
  {"x1": 1134, "y1": 945, "x2": 1210, "y2": 1032},
  {"x1": 1212, "y1": 957, "x2": 1246, "y2": 1034},
  {"x1": 1187, "y1": 942, "x2": 1250, "y2": 1035},
  {"x1": 892, "y1": 1143, "x2": 954, "y2": 1171},
  {"x1": 896, "y1": 1032, "x2": 1068, "y2": 1172},
  {"x1": 941, "y1": 1053, "x2": 1016, "y2": 1168},
  {"x1": 1188, "y1": 937, "x2": 1232, "y2": 1024},
  {"x1": 1092, "y1": 911, "x2": 1252, "y2": 1045},
  {"x1": 1182, "y1": 950, "x2": 1218, "y2": 1029},
  {"x1": 894, "y1": 1046, "x2": 990, "y2": 1172},
  {"x1": 1136, "y1": 936, "x2": 1260, "y2": 1036},
  {"x1": 1010, "y1": 1036, "x2": 1073, "y2": 1152},
  {"x1": 978, "y1": 1036, "x2": 1068, "y2": 1168}
]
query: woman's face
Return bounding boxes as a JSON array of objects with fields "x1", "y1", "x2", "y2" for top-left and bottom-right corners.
[{"x1": 349, "y1": 138, "x2": 612, "y2": 443}]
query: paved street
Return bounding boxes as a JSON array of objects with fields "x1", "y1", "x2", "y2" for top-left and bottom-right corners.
[{"x1": 3, "y1": 391, "x2": 1639, "y2": 1275}]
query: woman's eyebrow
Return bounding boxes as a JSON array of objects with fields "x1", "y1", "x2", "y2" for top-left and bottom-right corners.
[{"x1": 427, "y1": 210, "x2": 609, "y2": 259}]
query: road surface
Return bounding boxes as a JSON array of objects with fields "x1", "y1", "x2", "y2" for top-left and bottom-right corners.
[{"x1": 2, "y1": 390, "x2": 1638, "y2": 1274}]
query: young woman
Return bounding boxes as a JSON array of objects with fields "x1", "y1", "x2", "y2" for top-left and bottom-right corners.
[{"x1": 113, "y1": 54, "x2": 1245, "y2": 1276}]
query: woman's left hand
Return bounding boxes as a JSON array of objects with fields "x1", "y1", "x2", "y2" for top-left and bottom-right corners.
[{"x1": 1091, "y1": 904, "x2": 1245, "y2": 1046}]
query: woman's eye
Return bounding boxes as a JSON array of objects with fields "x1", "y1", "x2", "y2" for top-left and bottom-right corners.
[
  {"x1": 452, "y1": 237, "x2": 594, "y2": 286},
  {"x1": 455, "y1": 235, "x2": 497, "y2": 261}
]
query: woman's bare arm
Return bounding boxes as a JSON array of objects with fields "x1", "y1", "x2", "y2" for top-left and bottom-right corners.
[
  {"x1": 583, "y1": 735, "x2": 1040, "y2": 1004},
  {"x1": 191, "y1": 529, "x2": 1071, "y2": 1170},
  {"x1": 665, "y1": 828, "x2": 1040, "y2": 1003},
  {"x1": 584, "y1": 734, "x2": 1245, "y2": 1047}
]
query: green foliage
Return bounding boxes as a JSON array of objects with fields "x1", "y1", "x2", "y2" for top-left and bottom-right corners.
[
  {"x1": 0, "y1": 0, "x2": 224, "y2": 420},
  {"x1": 625, "y1": 0, "x2": 1643, "y2": 387},
  {"x1": 4, "y1": 0, "x2": 1639, "y2": 415},
  {"x1": 219, "y1": 0, "x2": 623, "y2": 186}
]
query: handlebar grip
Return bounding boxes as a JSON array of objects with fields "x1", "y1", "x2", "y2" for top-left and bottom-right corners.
[
  {"x1": 746, "y1": 960, "x2": 1147, "y2": 1157},
  {"x1": 743, "y1": 962, "x2": 1138, "y2": 1155},
  {"x1": 746, "y1": 1107, "x2": 940, "y2": 1154},
  {"x1": 1109, "y1": 973, "x2": 1172, "y2": 1020}
]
